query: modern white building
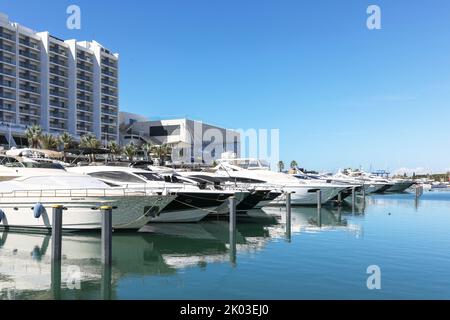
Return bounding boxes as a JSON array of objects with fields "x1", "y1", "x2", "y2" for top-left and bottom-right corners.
[
  {"x1": 0, "y1": 12, "x2": 119, "y2": 148},
  {"x1": 119, "y1": 113, "x2": 241, "y2": 164}
]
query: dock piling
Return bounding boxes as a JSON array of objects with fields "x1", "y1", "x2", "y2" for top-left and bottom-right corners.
[
  {"x1": 228, "y1": 197, "x2": 237, "y2": 265},
  {"x1": 51, "y1": 205, "x2": 64, "y2": 261},
  {"x1": 101, "y1": 206, "x2": 113, "y2": 265},
  {"x1": 285, "y1": 192, "x2": 291, "y2": 242},
  {"x1": 337, "y1": 192, "x2": 342, "y2": 206},
  {"x1": 317, "y1": 190, "x2": 322, "y2": 210},
  {"x1": 352, "y1": 187, "x2": 356, "y2": 211}
]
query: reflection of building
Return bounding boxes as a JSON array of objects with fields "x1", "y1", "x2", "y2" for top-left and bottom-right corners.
[
  {"x1": 0, "y1": 12, "x2": 119, "y2": 148},
  {"x1": 119, "y1": 112, "x2": 241, "y2": 164}
]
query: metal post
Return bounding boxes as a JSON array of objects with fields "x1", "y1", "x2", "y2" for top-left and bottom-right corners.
[
  {"x1": 337, "y1": 192, "x2": 342, "y2": 205},
  {"x1": 352, "y1": 187, "x2": 356, "y2": 211},
  {"x1": 229, "y1": 197, "x2": 236, "y2": 265},
  {"x1": 317, "y1": 190, "x2": 322, "y2": 210},
  {"x1": 101, "y1": 264, "x2": 112, "y2": 300},
  {"x1": 361, "y1": 186, "x2": 366, "y2": 213},
  {"x1": 285, "y1": 192, "x2": 291, "y2": 242},
  {"x1": 101, "y1": 206, "x2": 113, "y2": 265},
  {"x1": 51, "y1": 259, "x2": 61, "y2": 300},
  {"x1": 51, "y1": 205, "x2": 64, "y2": 261}
]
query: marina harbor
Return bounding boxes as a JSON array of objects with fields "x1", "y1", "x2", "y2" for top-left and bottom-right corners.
[{"x1": 1, "y1": 2, "x2": 450, "y2": 303}]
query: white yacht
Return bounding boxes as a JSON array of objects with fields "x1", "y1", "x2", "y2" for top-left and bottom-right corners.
[
  {"x1": 183, "y1": 159, "x2": 351, "y2": 206},
  {"x1": 0, "y1": 161, "x2": 175, "y2": 231},
  {"x1": 67, "y1": 165, "x2": 250, "y2": 222}
]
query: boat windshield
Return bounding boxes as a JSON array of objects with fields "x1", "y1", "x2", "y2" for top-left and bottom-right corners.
[
  {"x1": 88, "y1": 171, "x2": 145, "y2": 183},
  {"x1": 4, "y1": 162, "x2": 66, "y2": 170},
  {"x1": 134, "y1": 172, "x2": 165, "y2": 182},
  {"x1": 225, "y1": 159, "x2": 270, "y2": 170}
]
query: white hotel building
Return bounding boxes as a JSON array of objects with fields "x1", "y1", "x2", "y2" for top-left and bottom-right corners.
[{"x1": 0, "y1": 12, "x2": 119, "y2": 147}]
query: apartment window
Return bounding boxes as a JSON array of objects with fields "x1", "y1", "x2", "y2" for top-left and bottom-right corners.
[{"x1": 149, "y1": 125, "x2": 180, "y2": 137}]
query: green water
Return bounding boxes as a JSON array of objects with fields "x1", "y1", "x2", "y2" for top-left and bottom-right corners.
[{"x1": 1, "y1": 191, "x2": 450, "y2": 300}]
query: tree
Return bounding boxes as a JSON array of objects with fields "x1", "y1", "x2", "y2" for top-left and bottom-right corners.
[
  {"x1": 108, "y1": 141, "x2": 122, "y2": 161},
  {"x1": 58, "y1": 132, "x2": 73, "y2": 163},
  {"x1": 80, "y1": 134, "x2": 101, "y2": 162},
  {"x1": 123, "y1": 143, "x2": 137, "y2": 162},
  {"x1": 141, "y1": 143, "x2": 153, "y2": 161},
  {"x1": 25, "y1": 125, "x2": 42, "y2": 148},
  {"x1": 39, "y1": 133, "x2": 58, "y2": 150},
  {"x1": 151, "y1": 144, "x2": 172, "y2": 165},
  {"x1": 278, "y1": 161, "x2": 285, "y2": 173},
  {"x1": 290, "y1": 160, "x2": 298, "y2": 170}
]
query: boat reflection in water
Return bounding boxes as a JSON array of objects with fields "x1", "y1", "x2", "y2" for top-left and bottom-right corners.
[{"x1": 0, "y1": 208, "x2": 362, "y2": 300}]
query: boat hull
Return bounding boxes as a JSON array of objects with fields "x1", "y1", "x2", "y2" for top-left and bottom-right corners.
[{"x1": 0, "y1": 194, "x2": 175, "y2": 231}]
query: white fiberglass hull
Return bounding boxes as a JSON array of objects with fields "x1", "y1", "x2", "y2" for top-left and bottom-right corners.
[
  {"x1": 269, "y1": 185, "x2": 348, "y2": 206},
  {"x1": 0, "y1": 194, "x2": 175, "y2": 231},
  {"x1": 149, "y1": 207, "x2": 213, "y2": 223}
]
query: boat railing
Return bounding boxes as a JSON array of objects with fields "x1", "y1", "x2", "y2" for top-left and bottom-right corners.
[{"x1": 0, "y1": 186, "x2": 171, "y2": 199}]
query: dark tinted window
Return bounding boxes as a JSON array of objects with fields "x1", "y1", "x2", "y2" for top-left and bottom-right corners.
[
  {"x1": 149, "y1": 125, "x2": 180, "y2": 137},
  {"x1": 134, "y1": 172, "x2": 165, "y2": 181},
  {"x1": 88, "y1": 171, "x2": 144, "y2": 183}
]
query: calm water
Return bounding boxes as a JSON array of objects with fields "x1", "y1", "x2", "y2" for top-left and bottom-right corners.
[{"x1": 1, "y1": 191, "x2": 450, "y2": 300}]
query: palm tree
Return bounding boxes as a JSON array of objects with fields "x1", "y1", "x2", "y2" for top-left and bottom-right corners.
[
  {"x1": 151, "y1": 144, "x2": 172, "y2": 165},
  {"x1": 277, "y1": 160, "x2": 285, "y2": 173},
  {"x1": 123, "y1": 143, "x2": 137, "y2": 162},
  {"x1": 39, "y1": 133, "x2": 58, "y2": 150},
  {"x1": 25, "y1": 125, "x2": 43, "y2": 148},
  {"x1": 108, "y1": 141, "x2": 122, "y2": 161},
  {"x1": 58, "y1": 132, "x2": 73, "y2": 163},
  {"x1": 290, "y1": 160, "x2": 298, "y2": 170},
  {"x1": 141, "y1": 143, "x2": 153, "y2": 161},
  {"x1": 80, "y1": 134, "x2": 101, "y2": 162}
]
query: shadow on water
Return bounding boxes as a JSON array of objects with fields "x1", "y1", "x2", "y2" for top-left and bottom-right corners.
[{"x1": 0, "y1": 206, "x2": 366, "y2": 300}]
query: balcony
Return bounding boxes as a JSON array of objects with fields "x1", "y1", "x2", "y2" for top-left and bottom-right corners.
[
  {"x1": 50, "y1": 79, "x2": 67, "y2": 87},
  {"x1": 77, "y1": 115, "x2": 92, "y2": 122},
  {"x1": 77, "y1": 104, "x2": 93, "y2": 113},
  {"x1": 49, "y1": 100, "x2": 66, "y2": 109},
  {"x1": 20, "y1": 74, "x2": 39, "y2": 83},
  {"x1": 0, "y1": 55, "x2": 15, "y2": 65},
  {"x1": 102, "y1": 70, "x2": 117, "y2": 77},
  {"x1": 49, "y1": 90, "x2": 68, "y2": 99},
  {"x1": 50, "y1": 112, "x2": 67, "y2": 120},
  {"x1": 77, "y1": 95, "x2": 92, "y2": 103},
  {"x1": 102, "y1": 79, "x2": 117, "y2": 87},
  {"x1": 20, "y1": 97, "x2": 40, "y2": 105},
  {"x1": 19, "y1": 50, "x2": 39, "y2": 61},
  {"x1": 0, "y1": 43, "x2": 15, "y2": 54},
  {"x1": 102, "y1": 99, "x2": 117, "y2": 106},
  {"x1": 77, "y1": 84, "x2": 92, "y2": 92},
  {"x1": 20, "y1": 118, "x2": 39, "y2": 126},
  {"x1": 77, "y1": 74, "x2": 92, "y2": 82},
  {"x1": 20, "y1": 85, "x2": 40, "y2": 94},
  {"x1": 102, "y1": 108, "x2": 117, "y2": 116},
  {"x1": 77, "y1": 53, "x2": 93, "y2": 63},
  {"x1": 0, "y1": 68, "x2": 15, "y2": 76},
  {"x1": 19, "y1": 107, "x2": 40, "y2": 116},
  {"x1": 0, "y1": 80, "x2": 15, "y2": 88},
  {"x1": 77, "y1": 125, "x2": 92, "y2": 132},
  {"x1": 0, "y1": 104, "x2": 15, "y2": 112},
  {"x1": 102, "y1": 128, "x2": 117, "y2": 135},
  {"x1": 49, "y1": 46, "x2": 67, "y2": 57},
  {"x1": 77, "y1": 63, "x2": 93, "y2": 72},
  {"x1": 0, "y1": 92, "x2": 15, "y2": 100},
  {"x1": 102, "y1": 89, "x2": 117, "y2": 97},
  {"x1": 50, "y1": 68, "x2": 67, "y2": 77},
  {"x1": 19, "y1": 38, "x2": 40, "y2": 50},
  {"x1": 19, "y1": 61, "x2": 40, "y2": 72},
  {"x1": 0, "y1": 31, "x2": 15, "y2": 42},
  {"x1": 50, "y1": 57, "x2": 67, "y2": 67},
  {"x1": 102, "y1": 60, "x2": 117, "y2": 68}
]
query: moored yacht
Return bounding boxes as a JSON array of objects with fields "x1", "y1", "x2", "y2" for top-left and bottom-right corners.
[
  {"x1": 182, "y1": 158, "x2": 351, "y2": 206},
  {"x1": 67, "y1": 165, "x2": 250, "y2": 222},
  {"x1": 0, "y1": 162, "x2": 175, "y2": 231}
]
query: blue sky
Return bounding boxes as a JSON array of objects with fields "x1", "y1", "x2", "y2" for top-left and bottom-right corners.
[{"x1": 2, "y1": 0, "x2": 450, "y2": 173}]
